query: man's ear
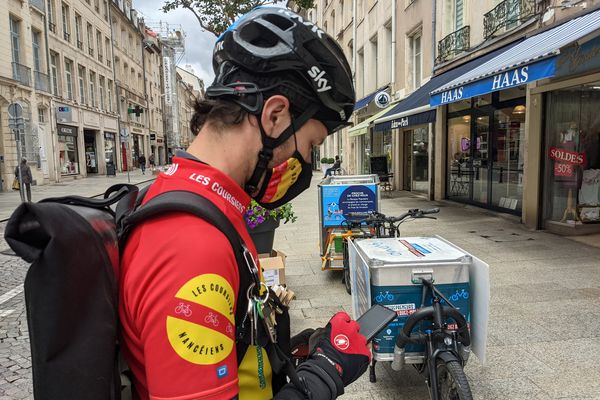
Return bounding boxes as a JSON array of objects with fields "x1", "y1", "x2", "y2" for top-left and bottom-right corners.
[{"x1": 260, "y1": 95, "x2": 291, "y2": 139}]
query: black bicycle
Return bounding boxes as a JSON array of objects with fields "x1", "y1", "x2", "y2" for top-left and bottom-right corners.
[
  {"x1": 341, "y1": 208, "x2": 440, "y2": 294},
  {"x1": 388, "y1": 278, "x2": 473, "y2": 400}
]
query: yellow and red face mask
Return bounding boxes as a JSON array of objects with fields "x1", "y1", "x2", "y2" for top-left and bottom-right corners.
[{"x1": 254, "y1": 151, "x2": 312, "y2": 209}]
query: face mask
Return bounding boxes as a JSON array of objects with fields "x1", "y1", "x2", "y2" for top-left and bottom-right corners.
[{"x1": 253, "y1": 150, "x2": 313, "y2": 209}]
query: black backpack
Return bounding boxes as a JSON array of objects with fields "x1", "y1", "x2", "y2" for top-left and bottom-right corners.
[{"x1": 5, "y1": 183, "x2": 293, "y2": 400}]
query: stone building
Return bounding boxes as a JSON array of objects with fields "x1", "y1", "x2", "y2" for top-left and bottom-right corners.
[
  {"x1": 110, "y1": 0, "x2": 147, "y2": 172},
  {"x1": 2, "y1": 0, "x2": 55, "y2": 189},
  {"x1": 143, "y1": 24, "x2": 166, "y2": 166},
  {"x1": 47, "y1": 0, "x2": 119, "y2": 178}
]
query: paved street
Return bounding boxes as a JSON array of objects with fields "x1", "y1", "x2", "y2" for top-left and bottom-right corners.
[
  {"x1": 0, "y1": 175, "x2": 599, "y2": 399},
  {"x1": 0, "y1": 169, "x2": 155, "y2": 221}
]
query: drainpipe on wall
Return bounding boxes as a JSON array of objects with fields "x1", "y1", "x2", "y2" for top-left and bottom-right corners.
[
  {"x1": 43, "y1": 0, "x2": 60, "y2": 184},
  {"x1": 391, "y1": 0, "x2": 396, "y2": 89},
  {"x1": 352, "y1": 0, "x2": 357, "y2": 91},
  {"x1": 430, "y1": 0, "x2": 437, "y2": 200}
]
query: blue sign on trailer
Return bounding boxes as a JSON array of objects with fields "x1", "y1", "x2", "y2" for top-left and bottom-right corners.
[{"x1": 321, "y1": 184, "x2": 378, "y2": 227}]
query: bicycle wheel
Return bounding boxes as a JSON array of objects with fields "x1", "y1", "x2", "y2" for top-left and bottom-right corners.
[
  {"x1": 343, "y1": 240, "x2": 351, "y2": 295},
  {"x1": 435, "y1": 359, "x2": 473, "y2": 400}
]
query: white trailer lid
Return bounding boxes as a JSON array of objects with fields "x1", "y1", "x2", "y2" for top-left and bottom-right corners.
[{"x1": 355, "y1": 236, "x2": 469, "y2": 264}]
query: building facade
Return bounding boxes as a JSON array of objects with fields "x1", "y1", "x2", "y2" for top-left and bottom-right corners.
[
  {"x1": 143, "y1": 25, "x2": 166, "y2": 166},
  {"x1": 110, "y1": 0, "x2": 147, "y2": 172},
  {"x1": 48, "y1": 0, "x2": 119, "y2": 179},
  {"x1": 175, "y1": 70, "x2": 197, "y2": 150},
  {"x1": 300, "y1": 0, "x2": 600, "y2": 234},
  {"x1": 2, "y1": 0, "x2": 54, "y2": 190}
]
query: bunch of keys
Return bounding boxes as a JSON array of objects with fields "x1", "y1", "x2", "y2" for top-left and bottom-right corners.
[{"x1": 246, "y1": 282, "x2": 278, "y2": 345}]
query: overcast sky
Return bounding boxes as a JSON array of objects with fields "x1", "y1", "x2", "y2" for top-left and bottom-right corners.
[{"x1": 134, "y1": 1, "x2": 286, "y2": 87}]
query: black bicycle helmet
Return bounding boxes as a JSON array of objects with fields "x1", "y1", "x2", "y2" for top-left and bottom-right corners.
[{"x1": 207, "y1": 6, "x2": 355, "y2": 135}]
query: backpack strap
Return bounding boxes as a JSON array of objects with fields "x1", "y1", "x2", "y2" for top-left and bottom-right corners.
[{"x1": 118, "y1": 190, "x2": 259, "y2": 364}]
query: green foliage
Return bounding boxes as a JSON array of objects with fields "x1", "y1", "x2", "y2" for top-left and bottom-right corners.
[
  {"x1": 162, "y1": 0, "x2": 315, "y2": 37},
  {"x1": 321, "y1": 157, "x2": 335, "y2": 164}
]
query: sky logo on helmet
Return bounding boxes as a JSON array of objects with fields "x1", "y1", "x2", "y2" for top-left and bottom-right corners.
[
  {"x1": 215, "y1": 41, "x2": 224, "y2": 53},
  {"x1": 308, "y1": 66, "x2": 332, "y2": 92},
  {"x1": 277, "y1": 9, "x2": 324, "y2": 39}
]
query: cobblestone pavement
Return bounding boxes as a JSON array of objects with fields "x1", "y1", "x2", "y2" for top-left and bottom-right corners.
[{"x1": 1, "y1": 176, "x2": 600, "y2": 399}]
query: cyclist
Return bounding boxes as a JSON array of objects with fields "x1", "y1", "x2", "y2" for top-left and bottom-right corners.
[{"x1": 119, "y1": 7, "x2": 370, "y2": 400}]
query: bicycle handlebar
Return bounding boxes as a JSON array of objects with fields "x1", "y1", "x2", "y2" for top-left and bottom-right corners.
[{"x1": 344, "y1": 208, "x2": 440, "y2": 226}]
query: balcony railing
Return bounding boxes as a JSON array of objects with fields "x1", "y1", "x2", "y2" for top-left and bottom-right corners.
[
  {"x1": 63, "y1": 31, "x2": 70, "y2": 41},
  {"x1": 34, "y1": 70, "x2": 50, "y2": 93},
  {"x1": 484, "y1": 0, "x2": 536, "y2": 39},
  {"x1": 12, "y1": 62, "x2": 32, "y2": 87},
  {"x1": 77, "y1": 40, "x2": 83, "y2": 49},
  {"x1": 29, "y1": 0, "x2": 45, "y2": 12},
  {"x1": 89, "y1": 48, "x2": 94, "y2": 56},
  {"x1": 437, "y1": 26, "x2": 470, "y2": 64},
  {"x1": 49, "y1": 22, "x2": 56, "y2": 33}
]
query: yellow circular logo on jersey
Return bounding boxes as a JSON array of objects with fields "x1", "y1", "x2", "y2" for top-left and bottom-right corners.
[{"x1": 166, "y1": 274, "x2": 236, "y2": 365}]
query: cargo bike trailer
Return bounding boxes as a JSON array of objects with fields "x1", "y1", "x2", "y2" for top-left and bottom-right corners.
[{"x1": 346, "y1": 211, "x2": 489, "y2": 400}]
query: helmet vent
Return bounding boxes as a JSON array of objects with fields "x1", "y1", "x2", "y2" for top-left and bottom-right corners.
[
  {"x1": 261, "y1": 14, "x2": 294, "y2": 31},
  {"x1": 240, "y1": 23, "x2": 279, "y2": 48}
]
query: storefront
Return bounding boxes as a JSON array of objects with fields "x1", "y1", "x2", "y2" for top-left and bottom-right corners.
[
  {"x1": 104, "y1": 132, "x2": 117, "y2": 170},
  {"x1": 84, "y1": 130, "x2": 98, "y2": 174},
  {"x1": 374, "y1": 43, "x2": 515, "y2": 198},
  {"x1": 542, "y1": 84, "x2": 600, "y2": 227},
  {"x1": 429, "y1": 9, "x2": 600, "y2": 225},
  {"x1": 444, "y1": 90, "x2": 526, "y2": 213},
  {"x1": 349, "y1": 86, "x2": 392, "y2": 175},
  {"x1": 57, "y1": 124, "x2": 80, "y2": 176},
  {"x1": 348, "y1": 102, "x2": 396, "y2": 176}
]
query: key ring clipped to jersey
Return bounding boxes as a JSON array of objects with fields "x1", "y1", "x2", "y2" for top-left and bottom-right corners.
[
  {"x1": 242, "y1": 244, "x2": 261, "y2": 288},
  {"x1": 246, "y1": 282, "x2": 269, "y2": 304}
]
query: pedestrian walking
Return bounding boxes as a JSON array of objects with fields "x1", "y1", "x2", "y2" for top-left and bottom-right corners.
[
  {"x1": 15, "y1": 158, "x2": 32, "y2": 202},
  {"x1": 148, "y1": 154, "x2": 155, "y2": 171},
  {"x1": 138, "y1": 154, "x2": 146, "y2": 175}
]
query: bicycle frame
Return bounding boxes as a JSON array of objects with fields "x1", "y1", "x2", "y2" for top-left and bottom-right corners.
[{"x1": 392, "y1": 279, "x2": 471, "y2": 400}]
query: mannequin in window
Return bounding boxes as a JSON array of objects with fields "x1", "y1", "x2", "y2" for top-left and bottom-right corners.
[{"x1": 558, "y1": 122, "x2": 582, "y2": 222}]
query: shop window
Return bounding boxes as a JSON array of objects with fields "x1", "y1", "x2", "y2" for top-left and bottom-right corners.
[
  {"x1": 499, "y1": 86, "x2": 526, "y2": 102},
  {"x1": 59, "y1": 134, "x2": 79, "y2": 175},
  {"x1": 412, "y1": 127, "x2": 429, "y2": 192},
  {"x1": 544, "y1": 85, "x2": 600, "y2": 224},
  {"x1": 448, "y1": 99, "x2": 471, "y2": 113},
  {"x1": 447, "y1": 115, "x2": 473, "y2": 201}
]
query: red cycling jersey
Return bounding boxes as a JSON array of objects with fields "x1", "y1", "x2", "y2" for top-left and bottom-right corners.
[{"x1": 119, "y1": 156, "x2": 272, "y2": 400}]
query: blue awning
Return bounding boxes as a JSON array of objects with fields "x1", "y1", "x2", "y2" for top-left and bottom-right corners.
[
  {"x1": 374, "y1": 43, "x2": 518, "y2": 132},
  {"x1": 431, "y1": 9, "x2": 600, "y2": 106},
  {"x1": 354, "y1": 85, "x2": 389, "y2": 111}
]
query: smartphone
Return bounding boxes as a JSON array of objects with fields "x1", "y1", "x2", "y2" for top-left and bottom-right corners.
[{"x1": 356, "y1": 304, "x2": 397, "y2": 342}]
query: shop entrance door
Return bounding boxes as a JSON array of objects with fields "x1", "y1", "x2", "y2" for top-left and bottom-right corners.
[
  {"x1": 472, "y1": 114, "x2": 490, "y2": 205},
  {"x1": 490, "y1": 106, "x2": 525, "y2": 212},
  {"x1": 84, "y1": 131, "x2": 98, "y2": 174}
]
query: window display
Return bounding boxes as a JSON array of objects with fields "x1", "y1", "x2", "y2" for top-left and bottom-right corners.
[
  {"x1": 411, "y1": 127, "x2": 429, "y2": 193},
  {"x1": 446, "y1": 94, "x2": 525, "y2": 212},
  {"x1": 104, "y1": 132, "x2": 116, "y2": 167},
  {"x1": 544, "y1": 84, "x2": 600, "y2": 224},
  {"x1": 59, "y1": 135, "x2": 79, "y2": 175}
]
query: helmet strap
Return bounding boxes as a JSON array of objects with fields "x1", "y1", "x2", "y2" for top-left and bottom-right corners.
[{"x1": 244, "y1": 104, "x2": 319, "y2": 194}]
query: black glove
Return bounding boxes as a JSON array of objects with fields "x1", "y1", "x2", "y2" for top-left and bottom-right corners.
[{"x1": 296, "y1": 312, "x2": 370, "y2": 397}]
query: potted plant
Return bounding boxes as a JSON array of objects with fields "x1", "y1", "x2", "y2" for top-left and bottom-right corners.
[
  {"x1": 321, "y1": 157, "x2": 334, "y2": 175},
  {"x1": 245, "y1": 200, "x2": 297, "y2": 253}
]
